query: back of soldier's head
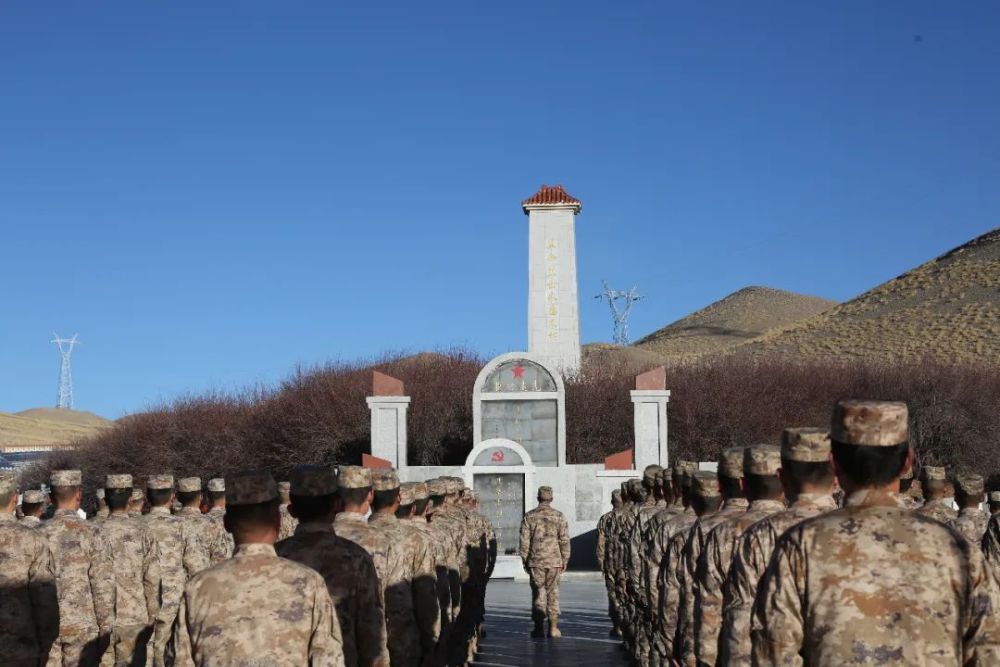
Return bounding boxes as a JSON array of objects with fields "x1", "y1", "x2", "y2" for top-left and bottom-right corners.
[
  {"x1": 146, "y1": 475, "x2": 175, "y2": 508},
  {"x1": 921, "y1": 466, "x2": 949, "y2": 500},
  {"x1": 371, "y1": 470, "x2": 401, "y2": 511},
  {"x1": 224, "y1": 471, "x2": 281, "y2": 539},
  {"x1": 743, "y1": 445, "x2": 784, "y2": 501},
  {"x1": 21, "y1": 490, "x2": 46, "y2": 517},
  {"x1": 690, "y1": 471, "x2": 722, "y2": 514},
  {"x1": 989, "y1": 491, "x2": 1000, "y2": 514},
  {"x1": 954, "y1": 473, "x2": 984, "y2": 508},
  {"x1": 780, "y1": 428, "x2": 834, "y2": 497},
  {"x1": 337, "y1": 466, "x2": 374, "y2": 510},
  {"x1": 830, "y1": 400, "x2": 910, "y2": 490},
  {"x1": 104, "y1": 474, "x2": 134, "y2": 511},
  {"x1": 50, "y1": 470, "x2": 83, "y2": 508},
  {"x1": 289, "y1": 465, "x2": 338, "y2": 522}
]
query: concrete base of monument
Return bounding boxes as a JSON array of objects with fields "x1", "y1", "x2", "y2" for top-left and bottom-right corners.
[{"x1": 492, "y1": 555, "x2": 527, "y2": 580}]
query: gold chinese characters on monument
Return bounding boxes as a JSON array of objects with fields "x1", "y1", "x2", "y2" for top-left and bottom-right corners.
[{"x1": 545, "y1": 238, "x2": 559, "y2": 342}]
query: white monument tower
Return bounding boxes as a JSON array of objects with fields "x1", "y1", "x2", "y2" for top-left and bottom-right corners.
[{"x1": 523, "y1": 184, "x2": 582, "y2": 377}]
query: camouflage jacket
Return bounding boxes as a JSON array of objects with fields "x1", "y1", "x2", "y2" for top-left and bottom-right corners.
[
  {"x1": 951, "y1": 507, "x2": 989, "y2": 546},
  {"x1": 642, "y1": 505, "x2": 685, "y2": 608},
  {"x1": 519, "y1": 502, "x2": 570, "y2": 569},
  {"x1": 143, "y1": 506, "x2": 203, "y2": 619},
  {"x1": 655, "y1": 509, "x2": 700, "y2": 656},
  {"x1": 719, "y1": 493, "x2": 837, "y2": 666},
  {"x1": 674, "y1": 497, "x2": 749, "y2": 665},
  {"x1": 278, "y1": 502, "x2": 299, "y2": 541},
  {"x1": 0, "y1": 513, "x2": 59, "y2": 661},
  {"x1": 596, "y1": 510, "x2": 615, "y2": 573},
  {"x1": 368, "y1": 513, "x2": 440, "y2": 661},
  {"x1": 277, "y1": 521, "x2": 389, "y2": 667},
  {"x1": 176, "y1": 506, "x2": 228, "y2": 570},
  {"x1": 917, "y1": 498, "x2": 958, "y2": 524},
  {"x1": 982, "y1": 513, "x2": 1000, "y2": 570},
  {"x1": 628, "y1": 499, "x2": 668, "y2": 590},
  {"x1": 98, "y1": 512, "x2": 162, "y2": 627},
  {"x1": 694, "y1": 498, "x2": 785, "y2": 666},
  {"x1": 423, "y1": 509, "x2": 465, "y2": 618},
  {"x1": 38, "y1": 508, "x2": 115, "y2": 635},
  {"x1": 206, "y1": 506, "x2": 234, "y2": 559},
  {"x1": 408, "y1": 516, "x2": 458, "y2": 625},
  {"x1": 752, "y1": 489, "x2": 1000, "y2": 666},
  {"x1": 19, "y1": 515, "x2": 42, "y2": 528},
  {"x1": 166, "y1": 542, "x2": 345, "y2": 666},
  {"x1": 433, "y1": 503, "x2": 473, "y2": 582}
]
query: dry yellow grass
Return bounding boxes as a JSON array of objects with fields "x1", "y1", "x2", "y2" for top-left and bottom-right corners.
[
  {"x1": 735, "y1": 228, "x2": 1000, "y2": 364},
  {"x1": 0, "y1": 408, "x2": 111, "y2": 448}
]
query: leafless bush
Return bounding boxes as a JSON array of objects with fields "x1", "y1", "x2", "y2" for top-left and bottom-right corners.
[{"x1": 43, "y1": 351, "x2": 1000, "y2": 490}]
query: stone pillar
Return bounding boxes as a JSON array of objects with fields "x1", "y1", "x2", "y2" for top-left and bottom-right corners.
[
  {"x1": 630, "y1": 367, "x2": 670, "y2": 471},
  {"x1": 523, "y1": 184, "x2": 582, "y2": 377},
  {"x1": 366, "y1": 371, "x2": 411, "y2": 469}
]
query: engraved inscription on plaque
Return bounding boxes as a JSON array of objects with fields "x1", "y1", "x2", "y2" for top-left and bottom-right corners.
[
  {"x1": 474, "y1": 473, "x2": 525, "y2": 556},
  {"x1": 481, "y1": 399, "x2": 558, "y2": 466}
]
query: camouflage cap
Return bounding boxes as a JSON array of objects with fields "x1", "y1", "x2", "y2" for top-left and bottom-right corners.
[
  {"x1": 955, "y1": 473, "x2": 984, "y2": 495},
  {"x1": 95, "y1": 488, "x2": 105, "y2": 500},
  {"x1": 691, "y1": 470, "x2": 720, "y2": 498},
  {"x1": 831, "y1": 399, "x2": 908, "y2": 447},
  {"x1": 289, "y1": 465, "x2": 338, "y2": 497},
  {"x1": 0, "y1": 471, "x2": 16, "y2": 496},
  {"x1": 22, "y1": 489, "x2": 46, "y2": 504},
  {"x1": 781, "y1": 428, "x2": 831, "y2": 463},
  {"x1": 131, "y1": 489, "x2": 145, "y2": 502},
  {"x1": 412, "y1": 482, "x2": 429, "y2": 501},
  {"x1": 444, "y1": 478, "x2": 463, "y2": 495},
  {"x1": 990, "y1": 491, "x2": 1000, "y2": 503},
  {"x1": 744, "y1": 444, "x2": 782, "y2": 476},
  {"x1": 465, "y1": 490, "x2": 479, "y2": 502},
  {"x1": 643, "y1": 464, "x2": 663, "y2": 486},
  {"x1": 426, "y1": 478, "x2": 448, "y2": 496},
  {"x1": 719, "y1": 447, "x2": 745, "y2": 479},
  {"x1": 372, "y1": 469, "x2": 400, "y2": 492},
  {"x1": 51, "y1": 469, "x2": 82, "y2": 487},
  {"x1": 146, "y1": 474, "x2": 174, "y2": 490},
  {"x1": 105, "y1": 474, "x2": 132, "y2": 489},
  {"x1": 338, "y1": 466, "x2": 372, "y2": 490},
  {"x1": 206, "y1": 478, "x2": 225, "y2": 493},
  {"x1": 277, "y1": 481, "x2": 291, "y2": 494},
  {"x1": 399, "y1": 482, "x2": 418, "y2": 506},
  {"x1": 538, "y1": 486, "x2": 554, "y2": 501},
  {"x1": 611, "y1": 489, "x2": 622, "y2": 503},
  {"x1": 899, "y1": 465, "x2": 913, "y2": 480},
  {"x1": 626, "y1": 478, "x2": 644, "y2": 495},
  {"x1": 922, "y1": 466, "x2": 946, "y2": 482},
  {"x1": 177, "y1": 477, "x2": 202, "y2": 493},
  {"x1": 226, "y1": 470, "x2": 278, "y2": 506}
]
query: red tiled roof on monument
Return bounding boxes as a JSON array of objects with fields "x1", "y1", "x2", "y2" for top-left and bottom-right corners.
[{"x1": 522, "y1": 184, "x2": 582, "y2": 212}]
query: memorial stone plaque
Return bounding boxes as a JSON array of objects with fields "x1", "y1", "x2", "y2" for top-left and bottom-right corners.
[
  {"x1": 481, "y1": 400, "x2": 558, "y2": 466},
  {"x1": 474, "y1": 473, "x2": 525, "y2": 556}
]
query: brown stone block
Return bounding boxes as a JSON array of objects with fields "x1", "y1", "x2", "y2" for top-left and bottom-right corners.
[
  {"x1": 372, "y1": 371, "x2": 405, "y2": 396},
  {"x1": 635, "y1": 366, "x2": 666, "y2": 390}
]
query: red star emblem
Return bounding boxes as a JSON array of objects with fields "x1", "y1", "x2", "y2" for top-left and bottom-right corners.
[{"x1": 512, "y1": 365, "x2": 525, "y2": 379}]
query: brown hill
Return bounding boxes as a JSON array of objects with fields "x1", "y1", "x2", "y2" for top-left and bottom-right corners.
[
  {"x1": 736, "y1": 228, "x2": 1000, "y2": 363},
  {"x1": 631, "y1": 286, "x2": 837, "y2": 362},
  {"x1": 0, "y1": 408, "x2": 112, "y2": 448}
]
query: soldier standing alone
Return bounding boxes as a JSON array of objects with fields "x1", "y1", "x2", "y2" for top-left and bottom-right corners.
[{"x1": 519, "y1": 485, "x2": 570, "y2": 639}]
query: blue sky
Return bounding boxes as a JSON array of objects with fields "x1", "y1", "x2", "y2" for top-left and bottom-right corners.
[{"x1": 2, "y1": 1, "x2": 999, "y2": 418}]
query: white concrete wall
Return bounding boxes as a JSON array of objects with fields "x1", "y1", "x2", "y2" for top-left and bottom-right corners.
[{"x1": 527, "y1": 207, "x2": 581, "y2": 377}]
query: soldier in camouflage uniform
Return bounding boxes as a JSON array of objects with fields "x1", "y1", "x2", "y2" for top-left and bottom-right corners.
[
  {"x1": 436, "y1": 477, "x2": 481, "y2": 665},
  {"x1": 18, "y1": 489, "x2": 46, "y2": 527},
  {"x1": 143, "y1": 474, "x2": 203, "y2": 667},
  {"x1": 0, "y1": 470, "x2": 59, "y2": 667},
  {"x1": 596, "y1": 489, "x2": 623, "y2": 637},
  {"x1": 718, "y1": 428, "x2": 837, "y2": 665},
  {"x1": 672, "y1": 447, "x2": 747, "y2": 666},
  {"x1": 629, "y1": 463, "x2": 666, "y2": 660},
  {"x1": 204, "y1": 477, "x2": 234, "y2": 560},
  {"x1": 917, "y1": 465, "x2": 958, "y2": 523},
  {"x1": 174, "y1": 477, "x2": 228, "y2": 570},
  {"x1": 167, "y1": 469, "x2": 345, "y2": 666},
  {"x1": 425, "y1": 478, "x2": 465, "y2": 649},
  {"x1": 459, "y1": 489, "x2": 494, "y2": 655},
  {"x1": 128, "y1": 488, "x2": 145, "y2": 517},
  {"x1": 752, "y1": 399, "x2": 1000, "y2": 665},
  {"x1": 97, "y1": 474, "x2": 162, "y2": 667},
  {"x1": 989, "y1": 490, "x2": 1000, "y2": 517},
  {"x1": 694, "y1": 445, "x2": 785, "y2": 666},
  {"x1": 519, "y1": 486, "x2": 570, "y2": 639},
  {"x1": 277, "y1": 480, "x2": 299, "y2": 541},
  {"x1": 40, "y1": 469, "x2": 115, "y2": 667},
  {"x1": 94, "y1": 488, "x2": 109, "y2": 521},
  {"x1": 368, "y1": 469, "x2": 440, "y2": 667},
  {"x1": 655, "y1": 469, "x2": 720, "y2": 663},
  {"x1": 277, "y1": 464, "x2": 389, "y2": 667},
  {"x1": 618, "y1": 478, "x2": 645, "y2": 655},
  {"x1": 950, "y1": 472, "x2": 988, "y2": 544},
  {"x1": 640, "y1": 466, "x2": 682, "y2": 658},
  {"x1": 898, "y1": 464, "x2": 921, "y2": 509}
]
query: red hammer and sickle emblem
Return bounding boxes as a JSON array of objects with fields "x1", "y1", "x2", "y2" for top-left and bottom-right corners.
[{"x1": 491, "y1": 450, "x2": 505, "y2": 463}]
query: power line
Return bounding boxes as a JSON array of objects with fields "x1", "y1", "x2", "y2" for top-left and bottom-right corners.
[
  {"x1": 595, "y1": 281, "x2": 643, "y2": 345},
  {"x1": 51, "y1": 333, "x2": 80, "y2": 410}
]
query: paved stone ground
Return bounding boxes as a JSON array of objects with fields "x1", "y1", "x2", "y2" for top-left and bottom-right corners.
[{"x1": 473, "y1": 578, "x2": 628, "y2": 666}]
